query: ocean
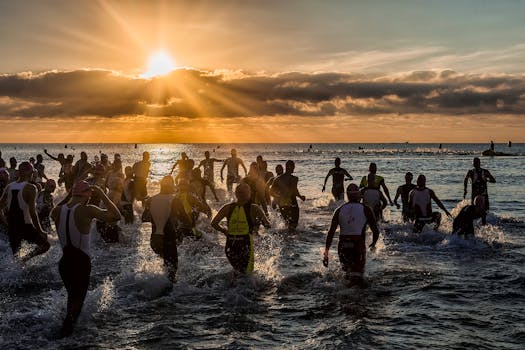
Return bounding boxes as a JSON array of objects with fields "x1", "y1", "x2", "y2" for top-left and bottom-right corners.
[{"x1": 0, "y1": 143, "x2": 524, "y2": 349}]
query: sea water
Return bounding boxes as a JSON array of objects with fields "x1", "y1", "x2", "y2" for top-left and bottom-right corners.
[{"x1": 0, "y1": 143, "x2": 523, "y2": 349}]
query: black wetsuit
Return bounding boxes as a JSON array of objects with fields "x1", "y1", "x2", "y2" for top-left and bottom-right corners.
[
  {"x1": 225, "y1": 203, "x2": 254, "y2": 274},
  {"x1": 58, "y1": 207, "x2": 91, "y2": 336},
  {"x1": 6, "y1": 183, "x2": 47, "y2": 255},
  {"x1": 150, "y1": 220, "x2": 178, "y2": 281},
  {"x1": 453, "y1": 205, "x2": 482, "y2": 236},
  {"x1": 398, "y1": 183, "x2": 416, "y2": 222},
  {"x1": 327, "y1": 167, "x2": 351, "y2": 200}
]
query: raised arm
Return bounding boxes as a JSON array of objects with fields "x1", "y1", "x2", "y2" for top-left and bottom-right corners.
[
  {"x1": 44, "y1": 149, "x2": 59, "y2": 161},
  {"x1": 88, "y1": 186, "x2": 121, "y2": 222}
]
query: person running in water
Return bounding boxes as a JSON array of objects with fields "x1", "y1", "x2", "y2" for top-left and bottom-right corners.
[
  {"x1": 266, "y1": 164, "x2": 283, "y2": 209},
  {"x1": 170, "y1": 152, "x2": 193, "y2": 182},
  {"x1": 198, "y1": 151, "x2": 222, "y2": 185},
  {"x1": 147, "y1": 176, "x2": 191, "y2": 284},
  {"x1": 463, "y1": 157, "x2": 496, "y2": 225},
  {"x1": 72, "y1": 151, "x2": 92, "y2": 181},
  {"x1": 270, "y1": 160, "x2": 306, "y2": 232},
  {"x1": 133, "y1": 151, "x2": 151, "y2": 204},
  {"x1": 7, "y1": 157, "x2": 18, "y2": 183},
  {"x1": 453, "y1": 195, "x2": 487, "y2": 238},
  {"x1": 409, "y1": 174, "x2": 452, "y2": 233},
  {"x1": 190, "y1": 168, "x2": 219, "y2": 202},
  {"x1": 394, "y1": 172, "x2": 417, "y2": 223},
  {"x1": 221, "y1": 149, "x2": 247, "y2": 192},
  {"x1": 51, "y1": 181, "x2": 120, "y2": 336},
  {"x1": 0, "y1": 161, "x2": 50, "y2": 261},
  {"x1": 359, "y1": 162, "x2": 394, "y2": 206},
  {"x1": 323, "y1": 183, "x2": 379, "y2": 285},
  {"x1": 120, "y1": 166, "x2": 135, "y2": 224},
  {"x1": 322, "y1": 157, "x2": 353, "y2": 201},
  {"x1": 361, "y1": 173, "x2": 388, "y2": 223},
  {"x1": 211, "y1": 182, "x2": 270, "y2": 274}
]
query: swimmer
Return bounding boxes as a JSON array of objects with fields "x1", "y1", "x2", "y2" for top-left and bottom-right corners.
[
  {"x1": 409, "y1": 175, "x2": 452, "y2": 233},
  {"x1": 51, "y1": 181, "x2": 120, "y2": 336},
  {"x1": 393, "y1": 172, "x2": 417, "y2": 223},
  {"x1": 322, "y1": 157, "x2": 353, "y2": 201},
  {"x1": 221, "y1": 149, "x2": 247, "y2": 192},
  {"x1": 359, "y1": 162, "x2": 394, "y2": 206},
  {"x1": 463, "y1": 157, "x2": 495, "y2": 225},
  {"x1": 323, "y1": 183, "x2": 379, "y2": 284},
  {"x1": 0, "y1": 161, "x2": 50, "y2": 261},
  {"x1": 453, "y1": 195, "x2": 487, "y2": 237},
  {"x1": 211, "y1": 182, "x2": 270, "y2": 274}
]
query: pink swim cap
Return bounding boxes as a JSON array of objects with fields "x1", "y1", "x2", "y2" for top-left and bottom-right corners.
[
  {"x1": 18, "y1": 161, "x2": 34, "y2": 176},
  {"x1": 72, "y1": 181, "x2": 92, "y2": 198}
]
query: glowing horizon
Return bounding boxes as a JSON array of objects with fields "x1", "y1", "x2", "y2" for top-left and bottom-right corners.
[{"x1": 1, "y1": 1, "x2": 524, "y2": 143}]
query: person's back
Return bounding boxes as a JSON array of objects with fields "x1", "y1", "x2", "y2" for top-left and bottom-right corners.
[{"x1": 51, "y1": 181, "x2": 120, "y2": 336}]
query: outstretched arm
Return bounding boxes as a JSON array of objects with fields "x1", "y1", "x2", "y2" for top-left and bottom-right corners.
[
  {"x1": 430, "y1": 190, "x2": 451, "y2": 217},
  {"x1": 343, "y1": 169, "x2": 353, "y2": 180},
  {"x1": 323, "y1": 209, "x2": 340, "y2": 266},
  {"x1": 44, "y1": 149, "x2": 59, "y2": 161},
  {"x1": 240, "y1": 160, "x2": 247, "y2": 176}
]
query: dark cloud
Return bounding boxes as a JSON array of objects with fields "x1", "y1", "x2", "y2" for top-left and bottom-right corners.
[{"x1": 1, "y1": 68, "x2": 524, "y2": 118}]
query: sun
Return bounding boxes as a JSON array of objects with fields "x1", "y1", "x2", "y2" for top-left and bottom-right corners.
[{"x1": 142, "y1": 50, "x2": 177, "y2": 78}]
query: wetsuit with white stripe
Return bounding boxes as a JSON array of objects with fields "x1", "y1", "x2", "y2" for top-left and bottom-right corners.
[
  {"x1": 57, "y1": 204, "x2": 92, "y2": 333},
  {"x1": 337, "y1": 202, "x2": 368, "y2": 274},
  {"x1": 149, "y1": 193, "x2": 178, "y2": 280},
  {"x1": 6, "y1": 181, "x2": 47, "y2": 255}
]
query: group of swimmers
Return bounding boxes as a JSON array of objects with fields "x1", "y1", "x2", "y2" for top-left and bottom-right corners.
[{"x1": 0, "y1": 149, "x2": 496, "y2": 336}]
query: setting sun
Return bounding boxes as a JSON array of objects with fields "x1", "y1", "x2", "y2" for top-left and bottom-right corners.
[{"x1": 142, "y1": 50, "x2": 176, "y2": 78}]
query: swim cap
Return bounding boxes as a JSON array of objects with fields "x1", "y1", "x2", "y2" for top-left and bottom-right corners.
[
  {"x1": 44, "y1": 179, "x2": 56, "y2": 191},
  {"x1": 235, "y1": 182, "x2": 251, "y2": 202},
  {"x1": 18, "y1": 161, "x2": 35, "y2": 176},
  {"x1": 346, "y1": 183, "x2": 362, "y2": 201},
  {"x1": 72, "y1": 181, "x2": 92, "y2": 198}
]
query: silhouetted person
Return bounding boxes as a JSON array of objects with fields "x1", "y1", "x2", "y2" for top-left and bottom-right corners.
[
  {"x1": 359, "y1": 162, "x2": 393, "y2": 206},
  {"x1": 463, "y1": 157, "x2": 495, "y2": 225},
  {"x1": 409, "y1": 174, "x2": 451, "y2": 233},
  {"x1": 322, "y1": 157, "x2": 353, "y2": 201},
  {"x1": 270, "y1": 160, "x2": 306, "y2": 232},
  {"x1": 221, "y1": 149, "x2": 247, "y2": 192},
  {"x1": 394, "y1": 172, "x2": 417, "y2": 223}
]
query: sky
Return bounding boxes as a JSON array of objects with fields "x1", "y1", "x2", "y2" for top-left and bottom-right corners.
[{"x1": 0, "y1": 0, "x2": 524, "y2": 143}]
